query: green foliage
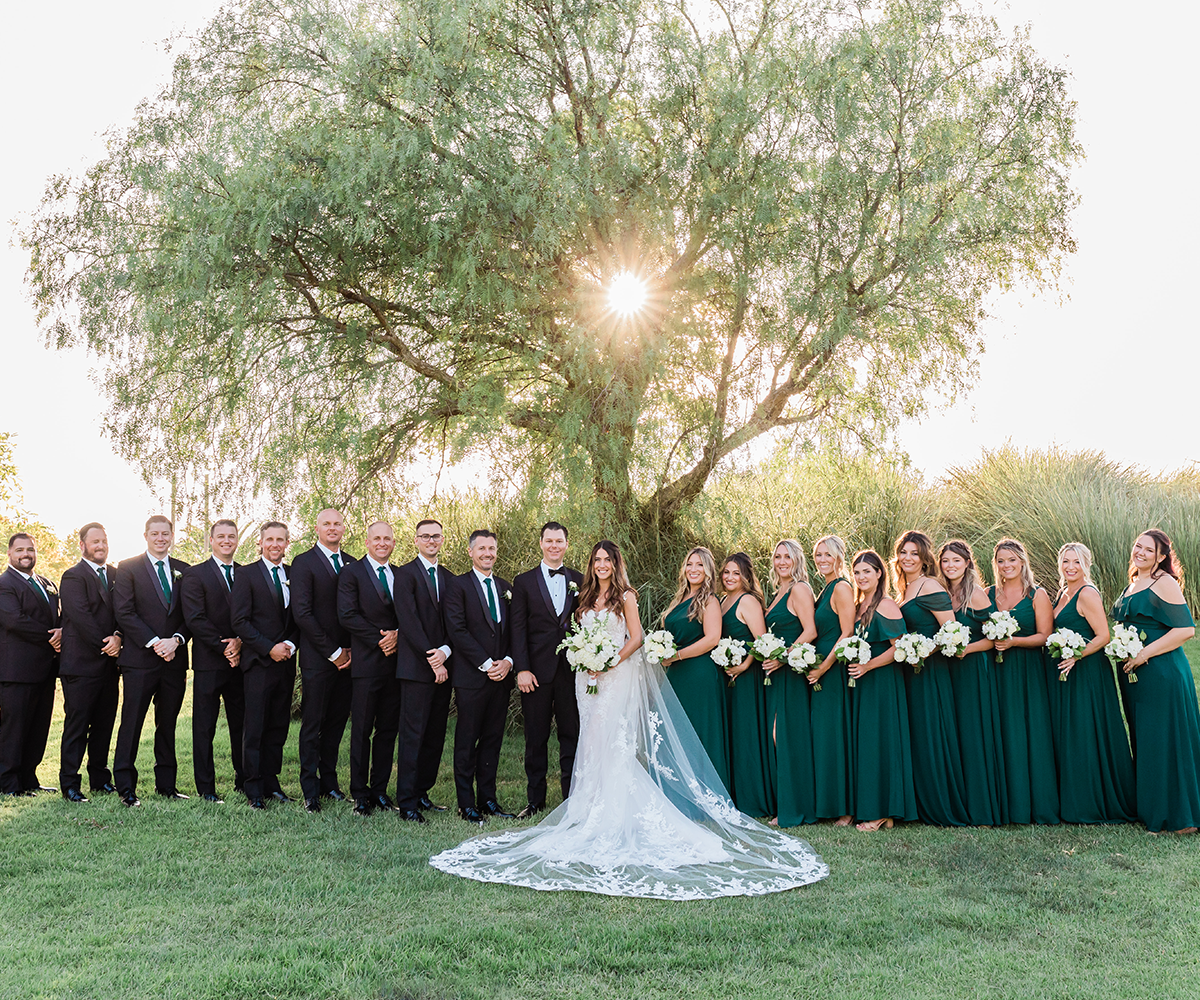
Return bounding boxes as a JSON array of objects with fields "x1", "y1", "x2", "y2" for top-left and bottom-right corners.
[{"x1": 0, "y1": 432, "x2": 78, "y2": 583}]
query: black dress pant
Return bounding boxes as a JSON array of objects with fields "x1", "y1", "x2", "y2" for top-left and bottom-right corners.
[
  {"x1": 452, "y1": 681, "x2": 509, "y2": 809},
  {"x1": 298, "y1": 665, "x2": 352, "y2": 800},
  {"x1": 520, "y1": 666, "x2": 580, "y2": 807},
  {"x1": 416, "y1": 677, "x2": 452, "y2": 800},
  {"x1": 241, "y1": 660, "x2": 295, "y2": 800},
  {"x1": 349, "y1": 674, "x2": 402, "y2": 800},
  {"x1": 395, "y1": 677, "x2": 453, "y2": 810},
  {"x1": 59, "y1": 670, "x2": 119, "y2": 792},
  {"x1": 0, "y1": 679, "x2": 55, "y2": 794},
  {"x1": 113, "y1": 665, "x2": 187, "y2": 796},
  {"x1": 191, "y1": 666, "x2": 246, "y2": 796}
]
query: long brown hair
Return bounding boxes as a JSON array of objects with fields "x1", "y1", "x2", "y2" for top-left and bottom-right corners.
[
  {"x1": 721, "y1": 552, "x2": 766, "y2": 608},
  {"x1": 1130, "y1": 528, "x2": 1185, "y2": 589},
  {"x1": 575, "y1": 540, "x2": 637, "y2": 622},
  {"x1": 938, "y1": 539, "x2": 984, "y2": 612},
  {"x1": 662, "y1": 547, "x2": 718, "y2": 624},
  {"x1": 852, "y1": 549, "x2": 888, "y2": 630},
  {"x1": 892, "y1": 530, "x2": 938, "y2": 595},
  {"x1": 992, "y1": 537, "x2": 1037, "y2": 598}
]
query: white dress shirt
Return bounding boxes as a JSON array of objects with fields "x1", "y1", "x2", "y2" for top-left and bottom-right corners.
[
  {"x1": 473, "y1": 567, "x2": 505, "y2": 673},
  {"x1": 262, "y1": 556, "x2": 295, "y2": 654},
  {"x1": 144, "y1": 551, "x2": 184, "y2": 647},
  {"x1": 417, "y1": 554, "x2": 451, "y2": 660},
  {"x1": 316, "y1": 542, "x2": 344, "y2": 662},
  {"x1": 541, "y1": 561, "x2": 567, "y2": 616},
  {"x1": 364, "y1": 555, "x2": 394, "y2": 595},
  {"x1": 210, "y1": 555, "x2": 235, "y2": 589}
]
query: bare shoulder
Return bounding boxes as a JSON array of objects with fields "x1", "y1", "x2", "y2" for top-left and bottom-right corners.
[
  {"x1": 622, "y1": 590, "x2": 639, "y2": 606},
  {"x1": 967, "y1": 589, "x2": 992, "y2": 611},
  {"x1": 1150, "y1": 574, "x2": 1186, "y2": 604},
  {"x1": 921, "y1": 577, "x2": 948, "y2": 594},
  {"x1": 1077, "y1": 585, "x2": 1105, "y2": 613},
  {"x1": 876, "y1": 598, "x2": 903, "y2": 620}
]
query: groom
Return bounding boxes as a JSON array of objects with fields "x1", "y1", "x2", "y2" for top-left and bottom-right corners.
[{"x1": 509, "y1": 521, "x2": 582, "y2": 818}]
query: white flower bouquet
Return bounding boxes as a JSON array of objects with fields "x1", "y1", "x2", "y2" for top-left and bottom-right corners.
[
  {"x1": 785, "y1": 642, "x2": 819, "y2": 684},
  {"x1": 711, "y1": 637, "x2": 749, "y2": 687},
  {"x1": 893, "y1": 632, "x2": 936, "y2": 674},
  {"x1": 833, "y1": 634, "x2": 871, "y2": 689},
  {"x1": 982, "y1": 610, "x2": 1020, "y2": 662},
  {"x1": 1046, "y1": 628, "x2": 1088, "y2": 680},
  {"x1": 642, "y1": 630, "x2": 679, "y2": 665},
  {"x1": 556, "y1": 612, "x2": 622, "y2": 694},
  {"x1": 1105, "y1": 623, "x2": 1146, "y2": 684},
  {"x1": 933, "y1": 619, "x2": 972, "y2": 658},
  {"x1": 750, "y1": 631, "x2": 788, "y2": 686}
]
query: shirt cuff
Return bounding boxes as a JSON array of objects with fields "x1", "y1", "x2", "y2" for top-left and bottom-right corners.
[
  {"x1": 172, "y1": 634, "x2": 185, "y2": 645},
  {"x1": 478, "y1": 658, "x2": 491, "y2": 672},
  {"x1": 284, "y1": 640, "x2": 296, "y2": 655},
  {"x1": 439, "y1": 644, "x2": 452, "y2": 660},
  {"x1": 327, "y1": 647, "x2": 344, "y2": 663},
  {"x1": 146, "y1": 636, "x2": 161, "y2": 648}
]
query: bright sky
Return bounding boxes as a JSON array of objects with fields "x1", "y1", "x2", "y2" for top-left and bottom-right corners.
[{"x1": 3, "y1": 1, "x2": 1198, "y2": 558}]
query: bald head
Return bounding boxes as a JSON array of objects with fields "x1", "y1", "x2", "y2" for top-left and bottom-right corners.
[
  {"x1": 315, "y1": 508, "x2": 345, "y2": 549},
  {"x1": 366, "y1": 521, "x2": 394, "y2": 562}
]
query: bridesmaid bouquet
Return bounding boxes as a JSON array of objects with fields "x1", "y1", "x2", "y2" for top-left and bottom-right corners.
[
  {"x1": 750, "y1": 632, "x2": 788, "y2": 686},
  {"x1": 1105, "y1": 623, "x2": 1146, "y2": 683},
  {"x1": 833, "y1": 634, "x2": 871, "y2": 688},
  {"x1": 932, "y1": 620, "x2": 972, "y2": 658},
  {"x1": 784, "y1": 643, "x2": 819, "y2": 686},
  {"x1": 642, "y1": 630, "x2": 678, "y2": 664},
  {"x1": 557, "y1": 613, "x2": 622, "y2": 694},
  {"x1": 711, "y1": 637, "x2": 749, "y2": 687},
  {"x1": 893, "y1": 632, "x2": 937, "y2": 674},
  {"x1": 1045, "y1": 628, "x2": 1088, "y2": 680},
  {"x1": 982, "y1": 610, "x2": 1020, "y2": 662}
]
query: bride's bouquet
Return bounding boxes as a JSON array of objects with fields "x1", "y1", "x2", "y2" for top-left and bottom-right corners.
[
  {"x1": 893, "y1": 632, "x2": 936, "y2": 674},
  {"x1": 711, "y1": 637, "x2": 748, "y2": 687},
  {"x1": 933, "y1": 620, "x2": 971, "y2": 658},
  {"x1": 1045, "y1": 628, "x2": 1088, "y2": 681},
  {"x1": 642, "y1": 630, "x2": 678, "y2": 665},
  {"x1": 1106, "y1": 623, "x2": 1146, "y2": 684},
  {"x1": 982, "y1": 610, "x2": 1020, "y2": 662},
  {"x1": 557, "y1": 612, "x2": 622, "y2": 695},
  {"x1": 833, "y1": 634, "x2": 871, "y2": 689},
  {"x1": 750, "y1": 631, "x2": 788, "y2": 686}
]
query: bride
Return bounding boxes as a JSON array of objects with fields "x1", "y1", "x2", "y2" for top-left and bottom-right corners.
[{"x1": 430, "y1": 540, "x2": 829, "y2": 899}]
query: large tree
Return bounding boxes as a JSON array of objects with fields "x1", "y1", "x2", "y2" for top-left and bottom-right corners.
[{"x1": 25, "y1": 0, "x2": 1080, "y2": 535}]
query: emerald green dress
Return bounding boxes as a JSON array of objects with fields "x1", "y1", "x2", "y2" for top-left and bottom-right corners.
[
  {"x1": 723, "y1": 595, "x2": 776, "y2": 817},
  {"x1": 810, "y1": 580, "x2": 853, "y2": 819},
  {"x1": 663, "y1": 597, "x2": 732, "y2": 792},
  {"x1": 951, "y1": 601, "x2": 1008, "y2": 826},
  {"x1": 988, "y1": 586, "x2": 1060, "y2": 824},
  {"x1": 1111, "y1": 586, "x2": 1200, "y2": 832},
  {"x1": 1050, "y1": 586, "x2": 1135, "y2": 824},
  {"x1": 765, "y1": 587, "x2": 816, "y2": 826},
  {"x1": 852, "y1": 611, "x2": 915, "y2": 823},
  {"x1": 900, "y1": 591, "x2": 969, "y2": 826}
]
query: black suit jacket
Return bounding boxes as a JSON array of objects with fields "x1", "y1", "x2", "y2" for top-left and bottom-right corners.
[
  {"x1": 114, "y1": 554, "x2": 191, "y2": 671},
  {"x1": 290, "y1": 545, "x2": 354, "y2": 676},
  {"x1": 393, "y1": 558, "x2": 454, "y2": 683},
  {"x1": 231, "y1": 560, "x2": 299, "y2": 671},
  {"x1": 0, "y1": 566, "x2": 60, "y2": 684},
  {"x1": 336, "y1": 558, "x2": 399, "y2": 679},
  {"x1": 509, "y1": 565, "x2": 582, "y2": 684},
  {"x1": 444, "y1": 571, "x2": 512, "y2": 690},
  {"x1": 181, "y1": 559, "x2": 242, "y2": 672},
  {"x1": 59, "y1": 560, "x2": 119, "y2": 678}
]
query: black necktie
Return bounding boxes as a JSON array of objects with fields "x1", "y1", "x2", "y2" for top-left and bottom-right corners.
[{"x1": 548, "y1": 566, "x2": 566, "y2": 577}]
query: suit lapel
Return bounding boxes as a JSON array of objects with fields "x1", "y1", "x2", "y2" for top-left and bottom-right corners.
[
  {"x1": 259, "y1": 560, "x2": 284, "y2": 612},
  {"x1": 144, "y1": 556, "x2": 170, "y2": 609},
  {"x1": 471, "y1": 573, "x2": 497, "y2": 632},
  {"x1": 535, "y1": 569, "x2": 557, "y2": 619},
  {"x1": 419, "y1": 560, "x2": 439, "y2": 605},
  {"x1": 96, "y1": 564, "x2": 113, "y2": 606},
  {"x1": 316, "y1": 547, "x2": 337, "y2": 581},
  {"x1": 208, "y1": 559, "x2": 232, "y2": 606},
  {"x1": 365, "y1": 561, "x2": 388, "y2": 604}
]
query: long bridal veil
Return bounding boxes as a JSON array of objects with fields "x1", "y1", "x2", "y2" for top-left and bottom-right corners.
[{"x1": 430, "y1": 623, "x2": 829, "y2": 900}]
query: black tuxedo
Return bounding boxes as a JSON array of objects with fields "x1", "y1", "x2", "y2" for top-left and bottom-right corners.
[
  {"x1": 180, "y1": 559, "x2": 246, "y2": 796},
  {"x1": 58, "y1": 560, "x2": 120, "y2": 792},
  {"x1": 231, "y1": 559, "x2": 298, "y2": 800},
  {"x1": 290, "y1": 545, "x2": 354, "y2": 799},
  {"x1": 0, "y1": 566, "x2": 60, "y2": 793},
  {"x1": 509, "y1": 564, "x2": 582, "y2": 807},
  {"x1": 336, "y1": 557, "x2": 401, "y2": 799},
  {"x1": 112, "y1": 553, "x2": 191, "y2": 796},
  {"x1": 392, "y1": 558, "x2": 455, "y2": 810},
  {"x1": 444, "y1": 571, "x2": 513, "y2": 810}
]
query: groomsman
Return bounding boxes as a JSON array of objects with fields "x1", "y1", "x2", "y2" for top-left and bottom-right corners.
[
  {"x1": 180, "y1": 519, "x2": 246, "y2": 802},
  {"x1": 443, "y1": 530, "x2": 515, "y2": 822},
  {"x1": 231, "y1": 521, "x2": 298, "y2": 809},
  {"x1": 510, "y1": 521, "x2": 582, "y2": 818},
  {"x1": 392, "y1": 519, "x2": 454, "y2": 822},
  {"x1": 58, "y1": 523, "x2": 121, "y2": 801},
  {"x1": 112, "y1": 515, "x2": 191, "y2": 806},
  {"x1": 0, "y1": 533, "x2": 61, "y2": 795},
  {"x1": 336, "y1": 521, "x2": 400, "y2": 816},
  {"x1": 290, "y1": 508, "x2": 354, "y2": 812}
]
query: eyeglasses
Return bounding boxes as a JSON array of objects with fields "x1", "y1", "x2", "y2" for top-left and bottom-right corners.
[{"x1": 416, "y1": 533, "x2": 443, "y2": 542}]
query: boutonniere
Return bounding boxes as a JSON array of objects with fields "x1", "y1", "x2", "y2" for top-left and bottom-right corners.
[
  {"x1": 568, "y1": 581, "x2": 579, "y2": 594},
  {"x1": 172, "y1": 569, "x2": 183, "y2": 581},
  {"x1": 504, "y1": 589, "x2": 512, "y2": 601},
  {"x1": 42, "y1": 579, "x2": 59, "y2": 597}
]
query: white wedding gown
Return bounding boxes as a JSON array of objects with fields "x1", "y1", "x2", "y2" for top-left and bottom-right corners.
[{"x1": 430, "y1": 609, "x2": 829, "y2": 899}]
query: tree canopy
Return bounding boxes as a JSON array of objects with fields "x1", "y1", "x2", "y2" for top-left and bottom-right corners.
[{"x1": 25, "y1": 0, "x2": 1081, "y2": 537}]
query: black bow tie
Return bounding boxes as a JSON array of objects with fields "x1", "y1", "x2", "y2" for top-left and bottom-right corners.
[{"x1": 548, "y1": 566, "x2": 566, "y2": 577}]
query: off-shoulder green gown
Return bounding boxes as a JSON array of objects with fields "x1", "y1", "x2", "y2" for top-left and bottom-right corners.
[
  {"x1": 765, "y1": 588, "x2": 816, "y2": 826},
  {"x1": 810, "y1": 580, "x2": 854, "y2": 819},
  {"x1": 952, "y1": 601, "x2": 1008, "y2": 825},
  {"x1": 723, "y1": 596, "x2": 776, "y2": 817}
]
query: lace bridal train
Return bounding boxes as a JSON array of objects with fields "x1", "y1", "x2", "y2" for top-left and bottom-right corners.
[{"x1": 430, "y1": 610, "x2": 829, "y2": 899}]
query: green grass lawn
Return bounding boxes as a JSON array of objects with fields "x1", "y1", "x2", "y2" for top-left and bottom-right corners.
[{"x1": 3, "y1": 646, "x2": 1199, "y2": 1000}]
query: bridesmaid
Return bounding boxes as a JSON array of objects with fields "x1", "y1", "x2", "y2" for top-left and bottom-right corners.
[
  {"x1": 895, "y1": 530, "x2": 969, "y2": 827},
  {"x1": 938, "y1": 539, "x2": 1007, "y2": 826},
  {"x1": 809, "y1": 535, "x2": 855, "y2": 824},
  {"x1": 719, "y1": 553, "x2": 775, "y2": 817},
  {"x1": 1051, "y1": 542, "x2": 1135, "y2": 824},
  {"x1": 762, "y1": 539, "x2": 817, "y2": 827},
  {"x1": 989, "y1": 537, "x2": 1060, "y2": 824},
  {"x1": 660, "y1": 547, "x2": 730, "y2": 791},
  {"x1": 1111, "y1": 529, "x2": 1200, "y2": 833},
  {"x1": 848, "y1": 549, "x2": 915, "y2": 831}
]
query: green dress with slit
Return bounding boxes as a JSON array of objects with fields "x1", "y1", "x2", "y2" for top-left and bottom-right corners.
[
  {"x1": 951, "y1": 600, "x2": 1008, "y2": 826},
  {"x1": 810, "y1": 580, "x2": 853, "y2": 819},
  {"x1": 988, "y1": 585, "x2": 1060, "y2": 824},
  {"x1": 900, "y1": 591, "x2": 969, "y2": 826},
  {"x1": 1111, "y1": 586, "x2": 1200, "y2": 832},
  {"x1": 765, "y1": 588, "x2": 816, "y2": 826},
  {"x1": 852, "y1": 611, "x2": 915, "y2": 823},
  {"x1": 723, "y1": 595, "x2": 776, "y2": 817},
  {"x1": 664, "y1": 597, "x2": 732, "y2": 793}
]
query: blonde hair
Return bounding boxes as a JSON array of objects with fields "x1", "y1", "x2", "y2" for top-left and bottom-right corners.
[
  {"x1": 770, "y1": 538, "x2": 810, "y2": 590},
  {"x1": 1057, "y1": 541, "x2": 1100, "y2": 601},
  {"x1": 662, "y1": 547, "x2": 718, "y2": 624},
  {"x1": 812, "y1": 534, "x2": 851, "y2": 584},
  {"x1": 993, "y1": 537, "x2": 1038, "y2": 598},
  {"x1": 938, "y1": 539, "x2": 984, "y2": 612}
]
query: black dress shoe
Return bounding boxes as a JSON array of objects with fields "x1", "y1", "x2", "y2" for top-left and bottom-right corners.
[
  {"x1": 459, "y1": 805, "x2": 484, "y2": 822},
  {"x1": 248, "y1": 797, "x2": 266, "y2": 810},
  {"x1": 353, "y1": 798, "x2": 374, "y2": 816},
  {"x1": 515, "y1": 802, "x2": 544, "y2": 819},
  {"x1": 374, "y1": 794, "x2": 400, "y2": 813},
  {"x1": 305, "y1": 797, "x2": 321, "y2": 813},
  {"x1": 120, "y1": 792, "x2": 141, "y2": 808},
  {"x1": 90, "y1": 782, "x2": 117, "y2": 795},
  {"x1": 323, "y1": 789, "x2": 347, "y2": 802},
  {"x1": 481, "y1": 800, "x2": 515, "y2": 818},
  {"x1": 417, "y1": 794, "x2": 447, "y2": 812},
  {"x1": 63, "y1": 788, "x2": 89, "y2": 803},
  {"x1": 399, "y1": 808, "x2": 426, "y2": 823},
  {"x1": 269, "y1": 790, "x2": 293, "y2": 803},
  {"x1": 156, "y1": 789, "x2": 190, "y2": 800},
  {"x1": 201, "y1": 793, "x2": 225, "y2": 803}
]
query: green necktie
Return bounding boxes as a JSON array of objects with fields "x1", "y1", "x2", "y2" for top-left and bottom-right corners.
[
  {"x1": 28, "y1": 575, "x2": 48, "y2": 603},
  {"x1": 331, "y1": 553, "x2": 342, "y2": 574},
  {"x1": 97, "y1": 566, "x2": 109, "y2": 590},
  {"x1": 377, "y1": 566, "x2": 391, "y2": 600},
  {"x1": 272, "y1": 565, "x2": 284, "y2": 602},
  {"x1": 221, "y1": 563, "x2": 233, "y2": 589},
  {"x1": 156, "y1": 560, "x2": 172, "y2": 601},
  {"x1": 484, "y1": 577, "x2": 498, "y2": 622},
  {"x1": 427, "y1": 565, "x2": 438, "y2": 600}
]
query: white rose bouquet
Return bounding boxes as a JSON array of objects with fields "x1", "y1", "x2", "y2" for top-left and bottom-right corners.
[
  {"x1": 750, "y1": 632, "x2": 788, "y2": 686},
  {"x1": 932, "y1": 620, "x2": 972, "y2": 658},
  {"x1": 982, "y1": 610, "x2": 1020, "y2": 662},
  {"x1": 1045, "y1": 628, "x2": 1088, "y2": 681},
  {"x1": 642, "y1": 630, "x2": 679, "y2": 665},
  {"x1": 833, "y1": 634, "x2": 871, "y2": 689},
  {"x1": 893, "y1": 632, "x2": 937, "y2": 674},
  {"x1": 785, "y1": 642, "x2": 819, "y2": 686},
  {"x1": 1105, "y1": 623, "x2": 1146, "y2": 684},
  {"x1": 557, "y1": 612, "x2": 622, "y2": 694},
  {"x1": 711, "y1": 637, "x2": 748, "y2": 687}
]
